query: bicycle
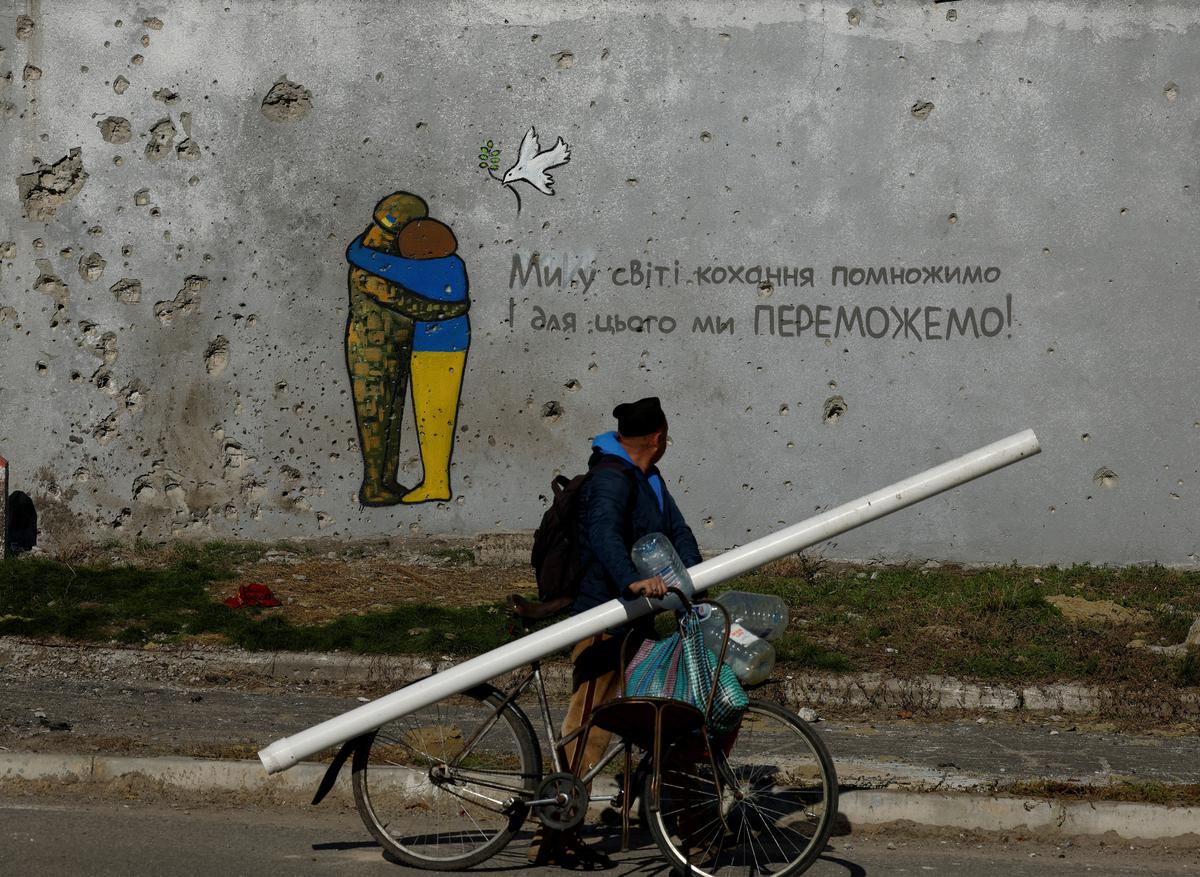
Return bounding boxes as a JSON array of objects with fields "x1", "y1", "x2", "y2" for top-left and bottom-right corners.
[{"x1": 325, "y1": 589, "x2": 838, "y2": 876}]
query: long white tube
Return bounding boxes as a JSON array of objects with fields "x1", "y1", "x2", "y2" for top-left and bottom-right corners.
[{"x1": 259, "y1": 429, "x2": 1039, "y2": 774}]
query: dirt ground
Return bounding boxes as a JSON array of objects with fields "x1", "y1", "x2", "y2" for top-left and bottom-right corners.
[{"x1": 221, "y1": 552, "x2": 534, "y2": 625}]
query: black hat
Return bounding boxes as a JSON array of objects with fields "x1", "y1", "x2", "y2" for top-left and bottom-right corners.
[{"x1": 613, "y1": 397, "x2": 666, "y2": 437}]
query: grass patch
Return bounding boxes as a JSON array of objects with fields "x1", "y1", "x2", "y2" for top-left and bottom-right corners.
[
  {"x1": 0, "y1": 552, "x2": 512, "y2": 657},
  {"x1": 715, "y1": 561, "x2": 1200, "y2": 685},
  {"x1": 426, "y1": 546, "x2": 476, "y2": 566},
  {"x1": 1002, "y1": 779, "x2": 1200, "y2": 807},
  {"x1": 1, "y1": 549, "x2": 1198, "y2": 692}
]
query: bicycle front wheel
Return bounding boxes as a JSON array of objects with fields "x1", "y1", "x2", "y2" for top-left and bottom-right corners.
[
  {"x1": 646, "y1": 699, "x2": 838, "y2": 877},
  {"x1": 352, "y1": 683, "x2": 542, "y2": 870}
]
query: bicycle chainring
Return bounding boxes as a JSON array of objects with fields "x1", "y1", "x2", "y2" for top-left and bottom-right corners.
[{"x1": 533, "y1": 772, "x2": 589, "y2": 832}]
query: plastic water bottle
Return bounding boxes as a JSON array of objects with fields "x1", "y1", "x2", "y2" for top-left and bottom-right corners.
[
  {"x1": 693, "y1": 604, "x2": 776, "y2": 686},
  {"x1": 712, "y1": 591, "x2": 789, "y2": 641},
  {"x1": 630, "y1": 532, "x2": 694, "y2": 598}
]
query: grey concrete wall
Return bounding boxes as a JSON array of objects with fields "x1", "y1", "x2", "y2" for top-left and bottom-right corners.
[{"x1": 0, "y1": 0, "x2": 1197, "y2": 564}]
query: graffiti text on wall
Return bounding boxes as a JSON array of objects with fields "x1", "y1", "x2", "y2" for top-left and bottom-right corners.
[
  {"x1": 509, "y1": 254, "x2": 1004, "y2": 293},
  {"x1": 508, "y1": 255, "x2": 1013, "y2": 342}
]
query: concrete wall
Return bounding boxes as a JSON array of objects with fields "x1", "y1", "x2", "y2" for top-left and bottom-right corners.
[{"x1": 0, "y1": 1, "x2": 1197, "y2": 564}]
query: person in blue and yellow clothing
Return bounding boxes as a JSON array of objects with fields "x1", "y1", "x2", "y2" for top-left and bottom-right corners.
[{"x1": 344, "y1": 192, "x2": 470, "y2": 505}]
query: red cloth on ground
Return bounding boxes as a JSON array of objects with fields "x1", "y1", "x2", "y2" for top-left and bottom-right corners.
[{"x1": 223, "y1": 582, "x2": 282, "y2": 608}]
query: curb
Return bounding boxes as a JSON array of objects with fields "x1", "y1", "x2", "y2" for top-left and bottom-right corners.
[
  {"x1": 838, "y1": 790, "x2": 1200, "y2": 842},
  {"x1": 2, "y1": 751, "x2": 1199, "y2": 843}
]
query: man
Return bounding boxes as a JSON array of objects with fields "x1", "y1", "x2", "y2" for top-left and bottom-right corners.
[{"x1": 530, "y1": 396, "x2": 702, "y2": 869}]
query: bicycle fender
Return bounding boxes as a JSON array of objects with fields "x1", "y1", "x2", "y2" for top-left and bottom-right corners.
[{"x1": 310, "y1": 736, "x2": 362, "y2": 806}]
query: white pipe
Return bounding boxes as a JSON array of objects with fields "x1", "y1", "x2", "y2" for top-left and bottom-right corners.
[{"x1": 259, "y1": 429, "x2": 1039, "y2": 774}]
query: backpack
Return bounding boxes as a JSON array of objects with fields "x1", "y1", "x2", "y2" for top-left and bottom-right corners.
[{"x1": 531, "y1": 460, "x2": 635, "y2": 607}]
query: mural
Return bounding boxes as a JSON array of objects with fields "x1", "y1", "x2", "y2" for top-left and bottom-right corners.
[
  {"x1": 344, "y1": 193, "x2": 470, "y2": 506},
  {"x1": 480, "y1": 126, "x2": 572, "y2": 214}
]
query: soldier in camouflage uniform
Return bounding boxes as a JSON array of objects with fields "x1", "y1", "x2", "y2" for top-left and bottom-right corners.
[{"x1": 345, "y1": 192, "x2": 470, "y2": 506}]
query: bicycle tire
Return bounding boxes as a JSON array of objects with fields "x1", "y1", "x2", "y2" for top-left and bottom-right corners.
[
  {"x1": 645, "y1": 698, "x2": 838, "y2": 877},
  {"x1": 352, "y1": 682, "x2": 542, "y2": 870}
]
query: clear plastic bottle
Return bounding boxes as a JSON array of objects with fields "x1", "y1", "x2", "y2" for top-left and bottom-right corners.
[
  {"x1": 630, "y1": 532, "x2": 694, "y2": 598},
  {"x1": 713, "y1": 591, "x2": 789, "y2": 641},
  {"x1": 693, "y1": 603, "x2": 776, "y2": 686}
]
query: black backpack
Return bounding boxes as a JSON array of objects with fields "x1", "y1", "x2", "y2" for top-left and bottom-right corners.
[{"x1": 531, "y1": 460, "x2": 635, "y2": 607}]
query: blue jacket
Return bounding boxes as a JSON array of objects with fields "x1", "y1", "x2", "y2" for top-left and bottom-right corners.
[{"x1": 572, "y1": 433, "x2": 702, "y2": 620}]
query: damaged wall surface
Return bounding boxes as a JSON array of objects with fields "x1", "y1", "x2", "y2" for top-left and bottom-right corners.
[{"x1": 0, "y1": 1, "x2": 1198, "y2": 564}]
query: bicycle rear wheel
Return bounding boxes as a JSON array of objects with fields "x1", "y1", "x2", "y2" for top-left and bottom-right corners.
[
  {"x1": 352, "y1": 683, "x2": 542, "y2": 870},
  {"x1": 646, "y1": 699, "x2": 838, "y2": 877}
]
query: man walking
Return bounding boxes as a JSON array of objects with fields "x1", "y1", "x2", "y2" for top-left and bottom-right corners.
[{"x1": 530, "y1": 396, "x2": 702, "y2": 868}]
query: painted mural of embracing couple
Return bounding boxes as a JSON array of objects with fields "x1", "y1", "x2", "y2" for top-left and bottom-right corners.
[{"x1": 344, "y1": 192, "x2": 470, "y2": 507}]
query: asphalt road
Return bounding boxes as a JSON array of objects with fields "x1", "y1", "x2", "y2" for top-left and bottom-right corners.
[{"x1": 1, "y1": 792, "x2": 1197, "y2": 876}]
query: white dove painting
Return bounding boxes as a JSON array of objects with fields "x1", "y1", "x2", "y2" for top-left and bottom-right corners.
[{"x1": 479, "y1": 126, "x2": 571, "y2": 214}]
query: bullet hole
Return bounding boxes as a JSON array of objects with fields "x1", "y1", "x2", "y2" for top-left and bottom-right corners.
[
  {"x1": 1081, "y1": 433, "x2": 1090, "y2": 442},
  {"x1": 121, "y1": 245, "x2": 133, "y2": 257},
  {"x1": 779, "y1": 404, "x2": 789, "y2": 415},
  {"x1": 531, "y1": 34, "x2": 541, "y2": 42},
  {"x1": 115, "y1": 19, "x2": 123, "y2": 27},
  {"x1": 131, "y1": 54, "x2": 144, "y2": 66},
  {"x1": 113, "y1": 75, "x2": 129, "y2": 95},
  {"x1": 946, "y1": 8, "x2": 958, "y2": 21},
  {"x1": 70, "y1": 370, "x2": 81, "y2": 382},
  {"x1": 16, "y1": 16, "x2": 34, "y2": 40},
  {"x1": 140, "y1": 34, "x2": 151, "y2": 48},
  {"x1": 828, "y1": 380, "x2": 837, "y2": 389},
  {"x1": 33, "y1": 264, "x2": 70, "y2": 306},
  {"x1": 1093, "y1": 467, "x2": 1118, "y2": 488},
  {"x1": 17, "y1": 149, "x2": 88, "y2": 221},
  {"x1": 947, "y1": 213, "x2": 958, "y2": 224},
  {"x1": 149, "y1": 206, "x2": 161, "y2": 217},
  {"x1": 23, "y1": 64, "x2": 42, "y2": 82},
  {"x1": 109, "y1": 277, "x2": 142, "y2": 303},
  {"x1": 553, "y1": 51, "x2": 574, "y2": 69},
  {"x1": 87, "y1": 226, "x2": 103, "y2": 236},
  {"x1": 134, "y1": 188, "x2": 150, "y2": 206},
  {"x1": 0, "y1": 241, "x2": 15, "y2": 259},
  {"x1": 1164, "y1": 82, "x2": 1178, "y2": 102},
  {"x1": 144, "y1": 17, "x2": 164, "y2": 30},
  {"x1": 601, "y1": 48, "x2": 610, "y2": 60},
  {"x1": 33, "y1": 239, "x2": 46, "y2": 250},
  {"x1": 823, "y1": 395, "x2": 847, "y2": 424},
  {"x1": 487, "y1": 435, "x2": 496, "y2": 447},
  {"x1": 155, "y1": 275, "x2": 206, "y2": 324},
  {"x1": 564, "y1": 379, "x2": 581, "y2": 391},
  {"x1": 188, "y1": 175, "x2": 200, "y2": 186},
  {"x1": 261, "y1": 78, "x2": 313, "y2": 122},
  {"x1": 540, "y1": 401, "x2": 564, "y2": 423},
  {"x1": 847, "y1": 8, "x2": 862, "y2": 26},
  {"x1": 0, "y1": 306, "x2": 17, "y2": 324},
  {"x1": 145, "y1": 117, "x2": 177, "y2": 161},
  {"x1": 703, "y1": 517, "x2": 714, "y2": 529},
  {"x1": 758, "y1": 281, "x2": 774, "y2": 298},
  {"x1": 35, "y1": 360, "x2": 48, "y2": 374},
  {"x1": 92, "y1": 332, "x2": 119, "y2": 366},
  {"x1": 911, "y1": 100, "x2": 935, "y2": 120},
  {"x1": 625, "y1": 178, "x2": 638, "y2": 187},
  {"x1": 699, "y1": 131, "x2": 712, "y2": 142},
  {"x1": 205, "y1": 336, "x2": 230, "y2": 375},
  {"x1": 93, "y1": 412, "x2": 120, "y2": 444},
  {"x1": 153, "y1": 87, "x2": 180, "y2": 105}
]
